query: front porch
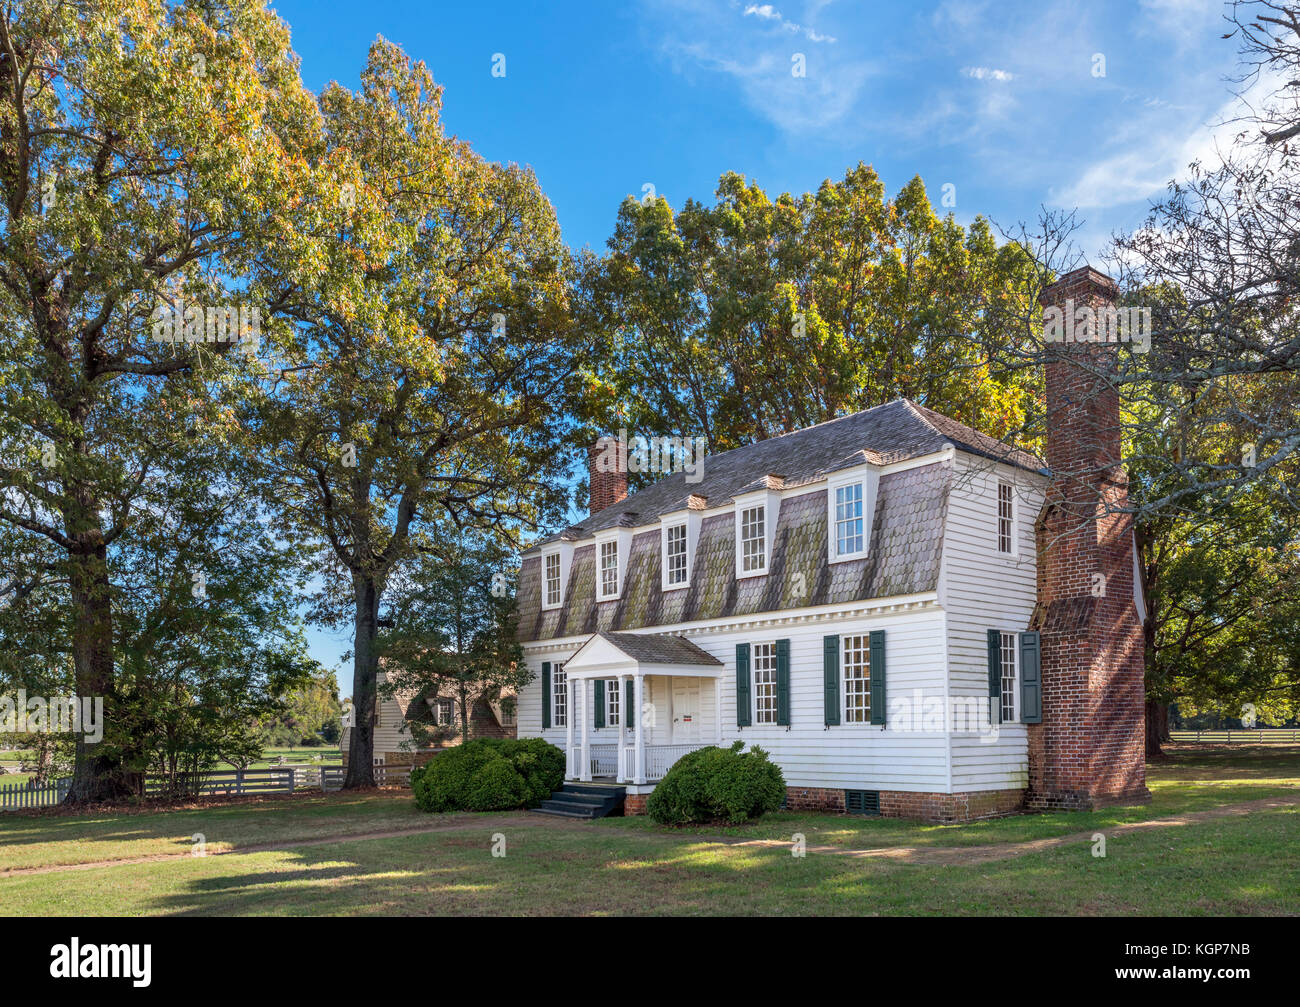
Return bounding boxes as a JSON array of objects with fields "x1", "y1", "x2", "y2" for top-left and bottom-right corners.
[{"x1": 560, "y1": 631, "x2": 725, "y2": 786}]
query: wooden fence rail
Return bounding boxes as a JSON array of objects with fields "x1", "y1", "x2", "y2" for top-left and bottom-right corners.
[
  {"x1": 1169, "y1": 729, "x2": 1300, "y2": 744},
  {"x1": 0, "y1": 776, "x2": 69, "y2": 810}
]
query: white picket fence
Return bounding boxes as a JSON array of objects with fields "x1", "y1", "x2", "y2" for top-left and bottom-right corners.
[{"x1": 0, "y1": 776, "x2": 70, "y2": 810}]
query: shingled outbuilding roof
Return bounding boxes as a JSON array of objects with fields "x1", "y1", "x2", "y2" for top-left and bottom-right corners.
[{"x1": 585, "y1": 631, "x2": 723, "y2": 667}]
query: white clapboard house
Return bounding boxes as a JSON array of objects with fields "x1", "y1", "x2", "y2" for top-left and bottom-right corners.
[{"x1": 515, "y1": 270, "x2": 1151, "y2": 822}]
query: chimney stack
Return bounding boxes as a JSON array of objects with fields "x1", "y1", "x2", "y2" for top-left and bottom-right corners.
[
  {"x1": 588, "y1": 435, "x2": 628, "y2": 515},
  {"x1": 1030, "y1": 267, "x2": 1149, "y2": 810}
]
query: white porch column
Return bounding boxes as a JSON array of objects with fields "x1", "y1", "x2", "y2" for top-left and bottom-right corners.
[
  {"x1": 634, "y1": 674, "x2": 646, "y2": 785},
  {"x1": 580, "y1": 678, "x2": 592, "y2": 782},
  {"x1": 565, "y1": 670, "x2": 574, "y2": 779},
  {"x1": 617, "y1": 674, "x2": 629, "y2": 783}
]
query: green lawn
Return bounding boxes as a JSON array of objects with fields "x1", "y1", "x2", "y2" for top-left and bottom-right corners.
[{"x1": 0, "y1": 745, "x2": 1295, "y2": 916}]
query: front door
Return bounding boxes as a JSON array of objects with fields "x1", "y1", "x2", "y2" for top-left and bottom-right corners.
[{"x1": 671, "y1": 678, "x2": 701, "y2": 744}]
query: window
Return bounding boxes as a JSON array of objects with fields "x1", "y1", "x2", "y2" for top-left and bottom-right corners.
[
  {"x1": 753, "y1": 643, "x2": 778, "y2": 724},
  {"x1": 432, "y1": 698, "x2": 455, "y2": 726},
  {"x1": 740, "y1": 505, "x2": 766, "y2": 573},
  {"x1": 599, "y1": 540, "x2": 619, "y2": 597},
  {"x1": 835, "y1": 483, "x2": 864, "y2": 557},
  {"x1": 1000, "y1": 631, "x2": 1017, "y2": 722},
  {"x1": 606, "y1": 678, "x2": 620, "y2": 727},
  {"x1": 997, "y1": 481, "x2": 1014, "y2": 554},
  {"x1": 552, "y1": 663, "x2": 567, "y2": 727},
  {"x1": 843, "y1": 635, "x2": 871, "y2": 723},
  {"x1": 544, "y1": 552, "x2": 562, "y2": 607},
  {"x1": 665, "y1": 523, "x2": 688, "y2": 586}
]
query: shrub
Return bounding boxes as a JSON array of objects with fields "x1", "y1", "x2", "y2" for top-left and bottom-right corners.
[
  {"x1": 647, "y1": 741, "x2": 785, "y2": 825},
  {"x1": 410, "y1": 737, "x2": 564, "y2": 813}
]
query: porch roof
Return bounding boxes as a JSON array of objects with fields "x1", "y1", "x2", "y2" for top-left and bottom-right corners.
[{"x1": 563, "y1": 631, "x2": 724, "y2": 680}]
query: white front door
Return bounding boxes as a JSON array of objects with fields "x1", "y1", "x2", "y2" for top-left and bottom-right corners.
[{"x1": 671, "y1": 678, "x2": 701, "y2": 744}]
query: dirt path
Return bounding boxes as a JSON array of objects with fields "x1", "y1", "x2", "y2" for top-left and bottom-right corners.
[
  {"x1": 705, "y1": 793, "x2": 1300, "y2": 865},
  {"x1": 3, "y1": 793, "x2": 1296, "y2": 877}
]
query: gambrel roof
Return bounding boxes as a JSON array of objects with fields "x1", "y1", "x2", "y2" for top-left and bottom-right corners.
[{"x1": 516, "y1": 398, "x2": 1040, "y2": 643}]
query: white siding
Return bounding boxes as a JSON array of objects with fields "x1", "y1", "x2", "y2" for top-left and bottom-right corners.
[
  {"x1": 940, "y1": 454, "x2": 1044, "y2": 792},
  {"x1": 521, "y1": 605, "x2": 951, "y2": 793}
]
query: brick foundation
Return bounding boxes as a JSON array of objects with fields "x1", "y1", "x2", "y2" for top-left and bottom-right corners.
[
  {"x1": 786, "y1": 786, "x2": 1026, "y2": 823},
  {"x1": 623, "y1": 794, "x2": 649, "y2": 815}
]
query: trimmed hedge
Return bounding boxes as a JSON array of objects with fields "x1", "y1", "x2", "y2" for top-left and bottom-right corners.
[
  {"x1": 646, "y1": 741, "x2": 786, "y2": 825},
  {"x1": 410, "y1": 737, "x2": 565, "y2": 813}
]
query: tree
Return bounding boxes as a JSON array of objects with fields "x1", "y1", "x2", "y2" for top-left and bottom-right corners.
[
  {"x1": 256, "y1": 40, "x2": 578, "y2": 788},
  {"x1": 0, "y1": 0, "x2": 318, "y2": 801},
  {"x1": 263, "y1": 669, "x2": 342, "y2": 748},
  {"x1": 379, "y1": 535, "x2": 528, "y2": 748},
  {"x1": 581, "y1": 167, "x2": 1040, "y2": 470}
]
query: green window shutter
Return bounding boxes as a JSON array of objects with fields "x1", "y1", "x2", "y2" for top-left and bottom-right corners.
[
  {"x1": 869, "y1": 630, "x2": 887, "y2": 725},
  {"x1": 541, "y1": 662, "x2": 551, "y2": 730},
  {"x1": 986, "y1": 629, "x2": 1002, "y2": 725},
  {"x1": 736, "y1": 643, "x2": 751, "y2": 727},
  {"x1": 1020, "y1": 631, "x2": 1042, "y2": 724},
  {"x1": 625, "y1": 679, "x2": 635, "y2": 730},
  {"x1": 776, "y1": 639, "x2": 791, "y2": 727},
  {"x1": 594, "y1": 678, "x2": 605, "y2": 729},
  {"x1": 823, "y1": 635, "x2": 840, "y2": 726}
]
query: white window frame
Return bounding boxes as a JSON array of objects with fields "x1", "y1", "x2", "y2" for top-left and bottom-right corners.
[
  {"x1": 997, "y1": 479, "x2": 1017, "y2": 556},
  {"x1": 539, "y1": 542, "x2": 572, "y2": 611},
  {"x1": 664, "y1": 522, "x2": 688, "y2": 588},
  {"x1": 605, "y1": 678, "x2": 620, "y2": 727},
  {"x1": 843, "y1": 634, "x2": 871, "y2": 724},
  {"x1": 432, "y1": 697, "x2": 456, "y2": 726},
  {"x1": 543, "y1": 552, "x2": 562, "y2": 608},
  {"x1": 552, "y1": 663, "x2": 568, "y2": 727},
  {"x1": 739, "y1": 505, "x2": 766, "y2": 574},
  {"x1": 594, "y1": 528, "x2": 631, "y2": 602},
  {"x1": 660, "y1": 509, "x2": 702, "y2": 592},
  {"x1": 1000, "y1": 631, "x2": 1018, "y2": 723},
  {"x1": 752, "y1": 642, "x2": 778, "y2": 725},
  {"x1": 733, "y1": 489, "x2": 779, "y2": 579},
  {"x1": 826, "y1": 465, "x2": 879, "y2": 565}
]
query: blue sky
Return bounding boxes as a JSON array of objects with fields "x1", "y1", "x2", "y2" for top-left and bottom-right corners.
[{"x1": 280, "y1": 0, "x2": 1253, "y2": 694}]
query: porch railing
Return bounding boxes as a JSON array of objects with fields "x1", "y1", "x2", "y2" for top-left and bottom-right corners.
[{"x1": 577, "y1": 742, "x2": 704, "y2": 782}]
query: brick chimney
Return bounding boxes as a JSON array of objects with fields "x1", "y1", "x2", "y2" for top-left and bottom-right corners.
[
  {"x1": 1029, "y1": 267, "x2": 1150, "y2": 810},
  {"x1": 588, "y1": 435, "x2": 628, "y2": 515}
]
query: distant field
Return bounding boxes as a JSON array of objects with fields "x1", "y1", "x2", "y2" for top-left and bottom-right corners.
[{"x1": 0, "y1": 747, "x2": 342, "y2": 788}]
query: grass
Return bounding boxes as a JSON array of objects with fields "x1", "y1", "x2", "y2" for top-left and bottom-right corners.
[
  {"x1": 0, "y1": 746, "x2": 341, "y2": 789},
  {"x1": 0, "y1": 744, "x2": 1295, "y2": 916}
]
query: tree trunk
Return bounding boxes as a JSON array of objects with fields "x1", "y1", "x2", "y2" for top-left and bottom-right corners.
[
  {"x1": 1145, "y1": 699, "x2": 1169, "y2": 758},
  {"x1": 64, "y1": 523, "x2": 135, "y2": 803},
  {"x1": 344, "y1": 576, "x2": 380, "y2": 788}
]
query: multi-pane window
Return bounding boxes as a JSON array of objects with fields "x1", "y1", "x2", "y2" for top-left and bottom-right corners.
[
  {"x1": 552, "y1": 663, "x2": 567, "y2": 727},
  {"x1": 843, "y1": 635, "x2": 871, "y2": 723},
  {"x1": 1000, "y1": 632, "x2": 1017, "y2": 722},
  {"x1": 835, "y1": 483, "x2": 864, "y2": 556},
  {"x1": 997, "y1": 482, "x2": 1014, "y2": 554},
  {"x1": 600, "y1": 540, "x2": 619, "y2": 597},
  {"x1": 753, "y1": 643, "x2": 778, "y2": 724},
  {"x1": 665, "y1": 523, "x2": 688, "y2": 586},
  {"x1": 544, "y1": 552, "x2": 562, "y2": 606},
  {"x1": 433, "y1": 698, "x2": 455, "y2": 726},
  {"x1": 606, "y1": 678, "x2": 620, "y2": 727},
  {"x1": 740, "y1": 505, "x2": 766, "y2": 572}
]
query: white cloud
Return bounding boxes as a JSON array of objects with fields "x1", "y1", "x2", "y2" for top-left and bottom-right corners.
[
  {"x1": 742, "y1": 2, "x2": 838, "y2": 43},
  {"x1": 963, "y1": 66, "x2": 1015, "y2": 81}
]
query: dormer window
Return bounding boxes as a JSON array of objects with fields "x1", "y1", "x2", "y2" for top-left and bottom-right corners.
[
  {"x1": 827, "y1": 465, "x2": 878, "y2": 564},
  {"x1": 544, "y1": 553, "x2": 562, "y2": 607},
  {"x1": 740, "y1": 505, "x2": 766, "y2": 573},
  {"x1": 540, "y1": 542, "x2": 572, "y2": 610},
  {"x1": 600, "y1": 539, "x2": 619, "y2": 597},
  {"x1": 834, "y1": 483, "x2": 864, "y2": 556},
  {"x1": 665, "y1": 523, "x2": 688, "y2": 586},
  {"x1": 660, "y1": 508, "x2": 702, "y2": 591}
]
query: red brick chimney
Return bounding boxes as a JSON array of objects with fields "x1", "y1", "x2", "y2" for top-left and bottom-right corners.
[
  {"x1": 1029, "y1": 267, "x2": 1149, "y2": 810},
  {"x1": 588, "y1": 435, "x2": 628, "y2": 515}
]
